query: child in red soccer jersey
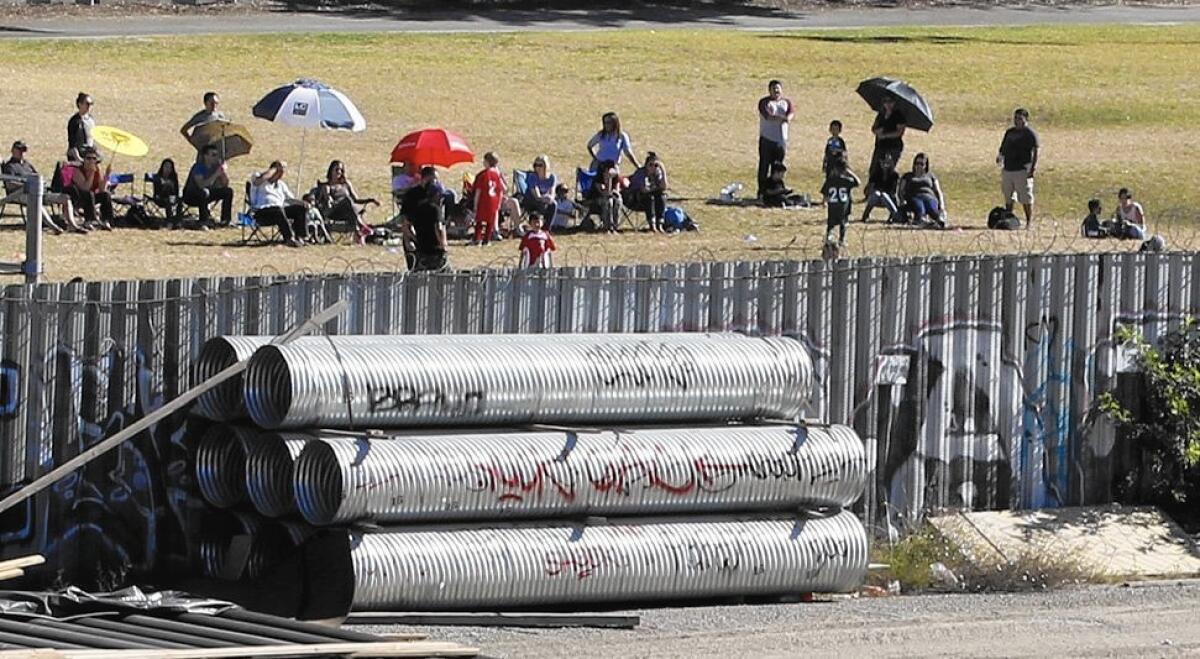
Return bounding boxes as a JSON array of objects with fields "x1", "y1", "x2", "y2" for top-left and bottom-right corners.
[
  {"x1": 471, "y1": 152, "x2": 507, "y2": 246},
  {"x1": 519, "y1": 212, "x2": 557, "y2": 268}
]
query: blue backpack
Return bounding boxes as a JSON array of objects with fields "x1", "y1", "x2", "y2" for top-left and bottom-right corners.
[{"x1": 664, "y1": 206, "x2": 687, "y2": 229}]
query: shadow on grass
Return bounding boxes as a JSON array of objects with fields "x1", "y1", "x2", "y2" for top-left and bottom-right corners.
[
  {"x1": 270, "y1": 0, "x2": 802, "y2": 27},
  {"x1": 760, "y1": 32, "x2": 1078, "y2": 46}
]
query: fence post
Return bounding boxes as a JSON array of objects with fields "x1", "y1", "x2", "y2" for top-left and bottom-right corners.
[{"x1": 22, "y1": 174, "x2": 42, "y2": 285}]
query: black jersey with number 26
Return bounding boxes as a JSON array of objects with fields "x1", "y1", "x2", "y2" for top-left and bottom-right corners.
[{"x1": 823, "y1": 172, "x2": 859, "y2": 222}]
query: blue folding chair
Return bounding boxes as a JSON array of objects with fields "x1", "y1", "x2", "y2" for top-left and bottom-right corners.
[{"x1": 575, "y1": 168, "x2": 600, "y2": 228}]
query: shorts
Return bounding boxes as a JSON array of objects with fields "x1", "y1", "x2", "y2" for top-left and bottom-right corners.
[
  {"x1": 412, "y1": 251, "x2": 449, "y2": 273},
  {"x1": 826, "y1": 205, "x2": 850, "y2": 229},
  {"x1": 1002, "y1": 168, "x2": 1034, "y2": 204}
]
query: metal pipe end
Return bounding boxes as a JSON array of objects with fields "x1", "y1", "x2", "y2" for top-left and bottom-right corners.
[
  {"x1": 195, "y1": 424, "x2": 250, "y2": 508},
  {"x1": 294, "y1": 441, "x2": 345, "y2": 526},
  {"x1": 245, "y1": 434, "x2": 305, "y2": 518},
  {"x1": 245, "y1": 345, "x2": 294, "y2": 430}
]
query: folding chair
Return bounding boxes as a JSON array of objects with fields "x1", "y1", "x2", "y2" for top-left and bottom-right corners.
[
  {"x1": 239, "y1": 179, "x2": 280, "y2": 245},
  {"x1": 577, "y1": 167, "x2": 636, "y2": 231}
]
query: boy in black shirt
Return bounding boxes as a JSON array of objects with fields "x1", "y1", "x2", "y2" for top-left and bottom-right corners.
[
  {"x1": 822, "y1": 154, "x2": 860, "y2": 247},
  {"x1": 822, "y1": 120, "x2": 846, "y2": 175},
  {"x1": 1081, "y1": 198, "x2": 1107, "y2": 238}
]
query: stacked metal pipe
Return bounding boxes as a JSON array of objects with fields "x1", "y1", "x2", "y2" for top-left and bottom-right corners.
[{"x1": 190, "y1": 332, "x2": 870, "y2": 610}]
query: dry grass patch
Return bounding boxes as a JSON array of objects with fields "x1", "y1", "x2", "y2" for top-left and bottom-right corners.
[{"x1": 0, "y1": 24, "x2": 1197, "y2": 281}]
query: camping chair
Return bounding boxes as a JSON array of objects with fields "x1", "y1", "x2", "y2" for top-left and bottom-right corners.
[
  {"x1": 313, "y1": 180, "x2": 362, "y2": 245},
  {"x1": 575, "y1": 167, "x2": 635, "y2": 232},
  {"x1": 239, "y1": 179, "x2": 280, "y2": 245}
]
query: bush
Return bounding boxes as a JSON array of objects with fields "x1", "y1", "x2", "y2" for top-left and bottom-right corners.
[
  {"x1": 1099, "y1": 319, "x2": 1200, "y2": 507},
  {"x1": 874, "y1": 525, "x2": 1102, "y2": 593}
]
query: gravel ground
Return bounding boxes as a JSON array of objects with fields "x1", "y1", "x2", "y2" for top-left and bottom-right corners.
[{"x1": 358, "y1": 581, "x2": 1200, "y2": 658}]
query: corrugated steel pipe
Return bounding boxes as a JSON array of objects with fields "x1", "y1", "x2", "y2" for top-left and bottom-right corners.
[
  {"x1": 195, "y1": 335, "x2": 532, "y2": 421},
  {"x1": 244, "y1": 333, "x2": 813, "y2": 430},
  {"x1": 346, "y1": 512, "x2": 868, "y2": 610},
  {"x1": 245, "y1": 433, "x2": 314, "y2": 518},
  {"x1": 195, "y1": 425, "x2": 257, "y2": 508},
  {"x1": 294, "y1": 424, "x2": 865, "y2": 526},
  {"x1": 194, "y1": 336, "x2": 273, "y2": 421},
  {"x1": 199, "y1": 513, "x2": 291, "y2": 581}
]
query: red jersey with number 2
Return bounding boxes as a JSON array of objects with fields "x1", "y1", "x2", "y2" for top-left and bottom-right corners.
[{"x1": 473, "y1": 168, "x2": 504, "y2": 217}]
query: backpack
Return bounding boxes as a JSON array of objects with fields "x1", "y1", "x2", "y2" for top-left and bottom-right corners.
[{"x1": 987, "y1": 206, "x2": 1020, "y2": 230}]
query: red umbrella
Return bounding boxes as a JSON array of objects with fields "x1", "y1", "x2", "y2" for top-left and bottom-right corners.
[{"x1": 390, "y1": 128, "x2": 474, "y2": 168}]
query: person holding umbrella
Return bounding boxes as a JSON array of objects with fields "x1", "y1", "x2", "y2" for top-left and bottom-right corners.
[
  {"x1": 869, "y1": 95, "x2": 906, "y2": 182},
  {"x1": 857, "y1": 78, "x2": 934, "y2": 183},
  {"x1": 180, "y1": 92, "x2": 226, "y2": 150},
  {"x1": 756, "y1": 80, "x2": 794, "y2": 200},
  {"x1": 997, "y1": 108, "x2": 1040, "y2": 229}
]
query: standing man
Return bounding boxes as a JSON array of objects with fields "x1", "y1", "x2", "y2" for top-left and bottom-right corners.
[
  {"x1": 180, "y1": 92, "x2": 226, "y2": 143},
  {"x1": 757, "y1": 79, "x2": 794, "y2": 200},
  {"x1": 401, "y1": 166, "x2": 450, "y2": 273},
  {"x1": 997, "y1": 107, "x2": 1040, "y2": 229}
]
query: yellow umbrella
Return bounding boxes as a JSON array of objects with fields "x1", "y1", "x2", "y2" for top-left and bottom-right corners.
[{"x1": 92, "y1": 126, "x2": 149, "y2": 157}]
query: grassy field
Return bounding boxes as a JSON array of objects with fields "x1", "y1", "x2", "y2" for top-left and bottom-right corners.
[{"x1": 0, "y1": 24, "x2": 1198, "y2": 281}]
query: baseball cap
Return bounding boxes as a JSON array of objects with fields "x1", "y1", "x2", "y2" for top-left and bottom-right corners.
[{"x1": 11, "y1": 141, "x2": 27, "y2": 151}]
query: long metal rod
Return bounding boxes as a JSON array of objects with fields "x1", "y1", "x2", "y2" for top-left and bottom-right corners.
[
  {"x1": 22, "y1": 173, "x2": 42, "y2": 285},
  {"x1": 0, "y1": 300, "x2": 347, "y2": 516}
]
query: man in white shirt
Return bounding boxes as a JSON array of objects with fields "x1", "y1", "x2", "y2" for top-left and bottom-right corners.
[
  {"x1": 250, "y1": 160, "x2": 307, "y2": 247},
  {"x1": 757, "y1": 79, "x2": 795, "y2": 200}
]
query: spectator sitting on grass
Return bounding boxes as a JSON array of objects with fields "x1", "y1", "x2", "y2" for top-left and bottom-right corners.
[
  {"x1": 250, "y1": 160, "x2": 307, "y2": 248},
  {"x1": 552, "y1": 183, "x2": 584, "y2": 232},
  {"x1": 149, "y1": 158, "x2": 184, "y2": 227},
  {"x1": 68, "y1": 147, "x2": 114, "y2": 231},
  {"x1": 2, "y1": 140, "x2": 80, "y2": 234},
  {"x1": 1081, "y1": 198, "x2": 1107, "y2": 238},
  {"x1": 860, "y1": 152, "x2": 900, "y2": 223},
  {"x1": 183, "y1": 144, "x2": 234, "y2": 228},
  {"x1": 1113, "y1": 187, "x2": 1147, "y2": 240},
  {"x1": 591, "y1": 159, "x2": 623, "y2": 233},
  {"x1": 898, "y1": 152, "x2": 947, "y2": 228},
  {"x1": 521, "y1": 155, "x2": 558, "y2": 226},
  {"x1": 761, "y1": 161, "x2": 805, "y2": 208}
]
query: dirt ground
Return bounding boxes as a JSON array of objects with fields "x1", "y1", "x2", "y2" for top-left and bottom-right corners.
[{"x1": 361, "y1": 580, "x2": 1200, "y2": 658}]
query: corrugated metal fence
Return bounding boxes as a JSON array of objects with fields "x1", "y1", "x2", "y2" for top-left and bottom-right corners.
[{"x1": 0, "y1": 251, "x2": 1190, "y2": 577}]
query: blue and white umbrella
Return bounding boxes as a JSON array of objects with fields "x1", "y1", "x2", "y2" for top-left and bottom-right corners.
[
  {"x1": 252, "y1": 78, "x2": 366, "y2": 185},
  {"x1": 252, "y1": 78, "x2": 366, "y2": 131}
]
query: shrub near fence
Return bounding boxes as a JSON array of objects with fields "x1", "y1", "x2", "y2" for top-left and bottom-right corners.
[{"x1": 0, "y1": 251, "x2": 1193, "y2": 581}]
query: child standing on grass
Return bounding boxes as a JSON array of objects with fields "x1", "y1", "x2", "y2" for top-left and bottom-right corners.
[
  {"x1": 519, "y1": 212, "x2": 556, "y2": 268},
  {"x1": 822, "y1": 154, "x2": 860, "y2": 247},
  {"x1": 471, "y1": 152, "x2": 506, "y2": 246},
  {"x1": 823, "y1": 120, "x2": 847, "y2": 175}
]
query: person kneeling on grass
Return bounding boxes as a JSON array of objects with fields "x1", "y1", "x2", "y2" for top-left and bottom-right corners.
[
  {"x1": 250, "y1": 160, "x2": 308, "y2": 248},
  {"x1": 821, "y1": 154, "x2": 860, "y2": 248}
]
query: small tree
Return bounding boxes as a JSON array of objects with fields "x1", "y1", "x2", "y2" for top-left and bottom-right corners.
[{"x1": 1099, "y1": 318, "x2": 1200, "y2": 507}]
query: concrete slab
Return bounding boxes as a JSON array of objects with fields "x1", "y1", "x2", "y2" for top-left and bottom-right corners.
[{"x1": 930, "y1": 505, "x2": 1200, "y2": 579}]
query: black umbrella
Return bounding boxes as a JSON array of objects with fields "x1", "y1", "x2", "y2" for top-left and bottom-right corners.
[{"x1": 856, "y1": 77, "x2": 934, "y2": 133}]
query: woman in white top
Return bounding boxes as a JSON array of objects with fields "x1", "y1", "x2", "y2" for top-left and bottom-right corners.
[
  {"x1": 1114, "y1": 187, "x2": 1147, "y2": 240},
  {"x1": 587, "y1": 112, "x2": 639, "y2": 173},
  {"x1": 250, "y1": 160, "x2": 307, "y2": 247}
]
